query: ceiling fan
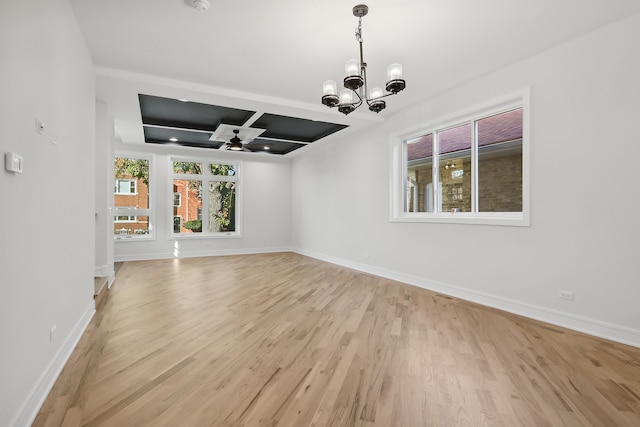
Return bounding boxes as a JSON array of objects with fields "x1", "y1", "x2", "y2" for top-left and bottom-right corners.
[
  {"x1": 210, "y1": 125, "x2": 266, "y2": 152},
  {"x1": 223, "y1": 129, "x2": 250, "y2": 151}
]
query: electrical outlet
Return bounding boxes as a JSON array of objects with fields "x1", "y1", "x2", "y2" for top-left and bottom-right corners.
[
  {"x1": 50, "y1": 325, "x2": 57, "y2": 342},
  {"x1": 558, "y1": 290, "x2": 574, "y2": 301}
]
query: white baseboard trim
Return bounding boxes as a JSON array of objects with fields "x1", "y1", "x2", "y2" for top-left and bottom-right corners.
[
  {"x1": 107, "y1": 271, "x2": 116, "y2": 288},
  {"x1": 294, "y1": 248, "x2": 640, "y2": 349},
  {"x1": 12, "y1": 302, "x2": 96, "y2": 427},
  {"x1": 94, "y1": 264, "x2": 114, "y2": 278},
  {"x1": 114, "y1": 246, "x2": 292, "y2": 262}
]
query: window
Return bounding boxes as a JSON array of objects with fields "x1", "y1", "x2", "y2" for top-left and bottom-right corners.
[
  {"x1": 392, "y1": 91, "x2": 529, "y2": 226},
  {"x1": 114, "y1": 154, "x2": 154, "y2": 238},
  {"x1": 171, "y1": 159, "x2": 240, "y2": 237},
  {"x1": 114, "y1": 179, "x2": 136, "y2": 194}
]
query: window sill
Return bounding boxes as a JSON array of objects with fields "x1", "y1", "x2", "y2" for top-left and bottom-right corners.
[
  {"x1": 390, "y1": 212, "x2": 529, "y2": 227},
  {"x1": 170, "y1": 232, "x2": 241, "y2": 240},
  {"x1": 114, "y1": 234, "x2": 155, "y2": 241}
]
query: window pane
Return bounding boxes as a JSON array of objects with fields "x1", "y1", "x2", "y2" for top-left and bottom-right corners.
[
  {"x1": 210, "y1": 163, "x2": 236, "y2": 176},
  {"x1": 438, "y1": 124, "x2": 472, "y2": 212},
  {"x1": 405, "y1": 134, "x2": 434, "y2": 212},
  {"x1": 114, "y1": 158, "x2": 149, "y2": 207},
  {"x1": 208, "y1": 181, "x2": 235, "y2": 232},
  {"x1": 173, "y1": 162, "x2": 202, "y2": 174},
  {"x1": 173, "y1": 180, "x2": 202, "y2": 233},
  {"x1": 477, "y1": 109, "x2": 523, "y2": 212},
  {"x1": 114, "y1": 216, "x2": 149, "y2": 236}
]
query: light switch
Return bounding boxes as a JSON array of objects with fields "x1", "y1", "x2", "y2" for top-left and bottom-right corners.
[{"x1": 5, "y1": 152, "x2": 23, "y2": 173}]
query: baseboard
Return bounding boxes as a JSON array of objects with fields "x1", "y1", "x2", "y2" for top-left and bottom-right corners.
[
  {"x1": 114, "y1": 246, "x2": 292, "y2": 262},
  {"x1": 94, "y1": 264, "x2": 114, "y2": 278},
  {"x1": 293, "y1": 248, "x2": 640, "y2": 349},
  {"x1": 12, "y1": 302, "x2": 96, "y2": 427},
  {"x1": 107, "y1": 271, "x2": 116, "y2": 288}
]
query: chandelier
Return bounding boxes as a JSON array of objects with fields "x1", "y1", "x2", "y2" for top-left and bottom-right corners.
[{"x1": 321, "y1": 4, "x2": 406, "y2": 115}]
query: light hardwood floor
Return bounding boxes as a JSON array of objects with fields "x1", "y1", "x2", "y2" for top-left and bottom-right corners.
[{"x1": 34, "y1": 253, "x2": 640, "y2": 426}]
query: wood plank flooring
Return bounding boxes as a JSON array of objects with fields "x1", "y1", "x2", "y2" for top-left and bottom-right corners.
[{"x1": 33, "y1": 252, "x2": 640, "y2": 426}]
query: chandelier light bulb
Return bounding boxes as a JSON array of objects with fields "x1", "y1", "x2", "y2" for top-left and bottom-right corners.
[
  {"x1": 369, "y1": 87, "x2": 383, "y2": 100},
  {"x1": 345, "y1": 59, "x2": 360, "y2": 77},
  {"x1": 340, "y1": 89, "x2": 354, "y2": 105},
  {"x1": 323, "y1": 80, "x2": 338, "y2": 96},
  {"x1": 387, "y1": 63, "x2": 403, "y2": 81}
]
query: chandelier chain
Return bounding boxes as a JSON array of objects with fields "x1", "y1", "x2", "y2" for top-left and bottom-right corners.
[{"x1": 355, "y1": 17, "x2": 363, "y2": 43}]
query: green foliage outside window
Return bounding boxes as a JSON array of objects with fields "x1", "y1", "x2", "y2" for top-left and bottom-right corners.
[{"x1": 114, "y1": 158, "x2": 149, "y2": 185}]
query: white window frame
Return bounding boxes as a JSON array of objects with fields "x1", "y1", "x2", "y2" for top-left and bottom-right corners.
[
  {"x1": 114, "y1": 214, "x2": 137, "y2": 223},
  {"x1": 390, "y1": 89, "x2": 530, "y2": 226},
  {"x1": 113, "y1": 152, "x2": 155, "y2": 240},
  {"x1": 173, "y1": 192, "x2": 182, "y2": 208},
  {"x1": 170, "y1": 157, "x2": 241, "y2": 239}
]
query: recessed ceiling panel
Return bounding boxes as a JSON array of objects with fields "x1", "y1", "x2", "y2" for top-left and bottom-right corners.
[
  {"x1": 146, "y1": 140, "x2": 224, "y2": 149},
  {"x1": 143, "y1": 126, "x2": 213, "y2": 144},
  {"x1": 139, "y1": 94, "x2": 255, "y2": 131},
  {"x1": 250, "y1": 114, "x2": 348, "y2": 143},
  {"x1": 245, "y1": 138, "x2": 306, "y2": 155}
]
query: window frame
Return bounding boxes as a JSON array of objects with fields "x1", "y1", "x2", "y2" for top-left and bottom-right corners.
[
  {"x1": 169, "y1": 157, "x2": 241, "y2": 239},
  {"x1": 114, "y1": 214, "x2": 137, "y2": 223},
  {"x1": 390, "y1": 89, "x2": 530, "y2": 226},
  {"x1": 113, "y1": 152, "x2": 155, "y2": 240}
]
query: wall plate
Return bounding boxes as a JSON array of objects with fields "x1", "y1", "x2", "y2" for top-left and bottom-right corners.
[{"x1": 5, "y1": 152, "x2": 23, "y2": 173}]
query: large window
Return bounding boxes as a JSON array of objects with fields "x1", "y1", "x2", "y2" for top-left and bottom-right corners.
[
  {"x1": 392, "y1": 91, "x2": 529, "y2": 226},
  {"x1": 171, "y1": 159, "x2": 239, "y2": 237},
  {"x1": 113, "y1": 154, "x2": 153, "y2": 239}
]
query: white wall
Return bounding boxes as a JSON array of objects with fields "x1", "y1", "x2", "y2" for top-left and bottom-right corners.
[
  {"x1": 0, "y1": 1, "x2": 96, "y2": 426},
  {"x1": 113, "y1": 142, "x2": 292, "y2": 261},
  {"x1": 292, "y1": 13, "x2": 640, "y2": 347},
  {"x1": 95, "y1": 101, "x2": 115, "y2": 281}
]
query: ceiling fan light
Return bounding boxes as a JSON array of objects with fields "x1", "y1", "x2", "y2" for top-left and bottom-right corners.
[{"x1": 228, "y1": 141, "x2": 243, "y2": 150}]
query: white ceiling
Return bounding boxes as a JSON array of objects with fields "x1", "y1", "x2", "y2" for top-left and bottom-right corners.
[{"x1": 69, "y1": 0, "x2": 640, "y2": 152}]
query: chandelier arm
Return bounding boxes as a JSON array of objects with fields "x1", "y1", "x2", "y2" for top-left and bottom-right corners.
[
  {"x1": 351, "y1": 88, "x2": 363, "y2": 109},
  {"x1": 367, "y1": 91, "x2": 397, "y2": 103}
]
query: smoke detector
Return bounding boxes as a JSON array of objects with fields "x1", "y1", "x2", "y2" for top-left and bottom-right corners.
[{"x1": 190, "y1": 0, "x2": 209, "y2": 13}]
